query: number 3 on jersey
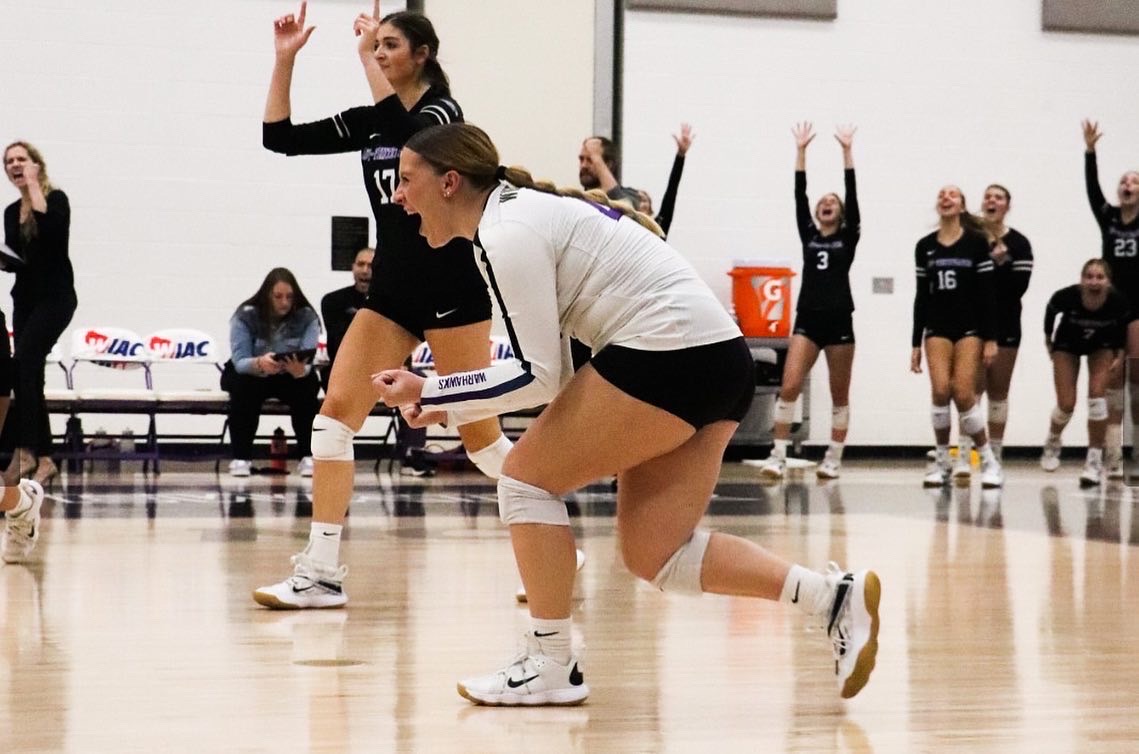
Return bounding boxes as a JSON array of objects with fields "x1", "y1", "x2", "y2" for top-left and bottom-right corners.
[
  {"x1": 936, "y1": 270, "x2": 957, "y2": 290},
  {"x1": 816, "y1": 250, "x2": 829, "y2": 270},
  {"x1": 373, "y1": 168, "x2": 397, "y2": 204},
  {"x1": 1114, "y1": 238, "x2": 1138, "y2": 258}
]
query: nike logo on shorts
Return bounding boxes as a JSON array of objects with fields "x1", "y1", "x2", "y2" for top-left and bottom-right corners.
[{"x1": 436, "y1": 308, "x2": 459, "y2": 319}]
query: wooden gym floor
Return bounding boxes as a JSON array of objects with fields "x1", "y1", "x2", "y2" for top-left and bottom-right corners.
[{"x1": 1, "y1": 460, "x2": 1137, "y2": 753}]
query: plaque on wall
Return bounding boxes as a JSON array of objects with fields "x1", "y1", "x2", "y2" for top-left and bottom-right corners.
[
  {"x1": 626, "y1": 0, "x2": 836, "y2": 19},
  {"x1": 331, "y1": 216, "x2": 370, "y2": 272},
  {"x1": 1043, "y1": 0, "x2": 1139, "y2": 35}
]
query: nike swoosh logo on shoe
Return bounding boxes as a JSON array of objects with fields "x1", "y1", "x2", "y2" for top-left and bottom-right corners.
[
  {"x1": 507, "y1": 675, "x2": 539, "y2": 688},
  {"x1": 791, "y1": 582, "x2": 800, "y2": 604}
]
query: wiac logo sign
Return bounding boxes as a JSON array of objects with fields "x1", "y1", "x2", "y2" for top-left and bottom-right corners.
[
  {"x1": 409, "y1": 336, "x2": 515, "y2": 371},
  {"x1": 72, "y1": 326, "x2": 148, "y2": 370},
  {"x1": 146, "y1": 329, "x2": 217, "y2": 361}
]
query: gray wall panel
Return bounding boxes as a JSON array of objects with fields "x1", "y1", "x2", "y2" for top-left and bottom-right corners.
[
  {"x1": 1042, "y1": 0, "x2": 1139, "y2": 35},
  {"x1": 627, "y1": 0, "x2": 835, "y2": 19}
]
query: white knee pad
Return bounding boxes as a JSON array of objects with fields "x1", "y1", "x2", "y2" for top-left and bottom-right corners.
[
  {"x1": 960, "y1": 404, "x2": 985, "y2": 435},
  {"x1": 831, "y1": 405, "x2": 849, "y2": 432},
  {"x1": 310, "y1": 415, "x2": 355, "y2": 461},
  {"x1": 497, "y1": 475, "x2": 570, "y2": 527},
  {"x1": 1088, "y1": 397, "x2": 1109, "y2": 421},
  {"x1": 1107, "y1": 388, "x2": 1126, "y2": 413},
  {"x1": 649, "y1": 528, "x2": 710, "y2": 595},
  {"x1": 467, "y1": 434, "x2": 513, "y2": 480},
  {"x1": 931, "y1": 404, "x2": 951, "y2": 431},
  {"x1": 987, "y1": 399, "x2": 1008, "y2": 425},
  {"x1": 1051, "y1": 407, "x2": 1073, "y2": 428},
  {"x1": 774, "y1": 398, "x2": 795, "y2": 425}
]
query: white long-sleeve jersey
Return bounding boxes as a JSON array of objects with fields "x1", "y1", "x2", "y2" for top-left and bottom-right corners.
[{"x1": 419, "y1": 184, "x2": 741, "y2": 424}]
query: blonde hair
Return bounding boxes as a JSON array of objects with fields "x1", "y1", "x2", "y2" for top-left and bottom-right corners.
[
  {"x1": 404, "y1": 123, "x2": 664, "y2": 237},
  {"x1": 4, "y1": 141, "x2": 55, "y2": 242}
]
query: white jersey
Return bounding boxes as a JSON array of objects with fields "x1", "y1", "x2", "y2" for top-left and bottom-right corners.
[{"x1": 420, "y1": 184, "x2": 740, "y2": 424}]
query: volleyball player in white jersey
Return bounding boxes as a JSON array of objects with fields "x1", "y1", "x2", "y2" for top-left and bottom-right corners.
[{"x1": 372, "y1": 124, "x2": 881, "y2": 705}]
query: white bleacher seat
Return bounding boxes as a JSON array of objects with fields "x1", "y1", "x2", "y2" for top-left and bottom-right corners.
[
  {"x1": 145, "y1": 328, "x2": 228, "y2": 403},
  {"x1": 68, "y1": 326, "x2": 156, "y2": 403}
]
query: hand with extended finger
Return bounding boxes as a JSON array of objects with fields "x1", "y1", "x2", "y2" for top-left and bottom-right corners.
[
  {"x1": 372, "y1": 369, "x2": 426, "y2": 407},
  {"x1": 354, "y1": 13, "x2": 380, "y2": 57},
  {"x1": 273, "y1": 1, "x2": 316, "y2": 59},
  {"x1": 673, "y1": 123, "x2": 695, "y2": 156}
]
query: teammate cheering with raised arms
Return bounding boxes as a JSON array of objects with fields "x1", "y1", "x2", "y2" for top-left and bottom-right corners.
[
  {"x1": 254, "y1": 2, "x2": 507, "y2": 609},
  {"x1": 760, "y1": 122, "x2": 860, "y2": 481}
]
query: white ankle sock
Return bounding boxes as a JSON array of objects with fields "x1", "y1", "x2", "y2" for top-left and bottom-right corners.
[
  {"x1": 780, "y1": 565, "x2": 829, "y2": 617},
  {"x1": 531, "y1": 617, "x2": 572, "y2": 664},
  {"x1": 828, "y1": 442, "x2": 845, "y2": 462},
  {"x1": 772, "y1": 439, "x2": 790, "y2": 460},
  {"x1": 7, "y1": 487, "x2": 31, "y2": 517},
  {"x1": 307, "y1": 523, "x2": 343, "y2": 567}
]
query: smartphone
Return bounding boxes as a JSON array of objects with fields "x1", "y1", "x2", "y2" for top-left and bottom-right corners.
[{"x1": 271, "y1": 349, "x2": 317, "y2": 364}]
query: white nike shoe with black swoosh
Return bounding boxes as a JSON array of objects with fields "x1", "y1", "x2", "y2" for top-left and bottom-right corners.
[
  {"x1": 822, "y1": 562, "x2": 881, "y2": 699},
  {"x1": 458, "y1": 632, "x2": 589, "y2": 706},
  {"x1": 252, "y1": 552, "x2": 348, "y2": 609}
]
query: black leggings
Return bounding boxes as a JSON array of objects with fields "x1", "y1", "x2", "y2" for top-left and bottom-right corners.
[
  {"x1": 225, "y1": 371, "x2": 320, "y2": 460},
  {"x1": 13, "y1": 293, "x2": 76, "y2": 456}
]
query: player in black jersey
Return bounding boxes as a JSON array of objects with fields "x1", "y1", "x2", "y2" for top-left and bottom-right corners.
[
  {"x1": 1041, "y1": 259, "x2": 1128, "y2": 486},
  {"x1": 975, "y1": 184, "x2": 1033, "y2": 463},
  {"x1": 911, "y1": 186, "x2": 1004, "y2": 488},
  {"x1": 759, "y1": 122, "x2": 859, "y2": 481},
  {"x1": 1082, "y1": 119, "x2": 1139, "y2": 478},
  {"x1": 253, "y1": 3, "x2": 505, "y2": 610}
]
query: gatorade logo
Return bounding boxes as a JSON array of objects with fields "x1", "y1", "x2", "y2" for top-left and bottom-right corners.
[{"x1": 758, "y1": 278, "x2": 785, "y2": 333}]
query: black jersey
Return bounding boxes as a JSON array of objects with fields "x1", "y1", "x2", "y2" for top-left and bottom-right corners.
[
  {"x1": 1045, "y1": 284, "x2": 1128, "y2": 351},
  {"x1": 1086, "y1": 152, "x2": 1139, "y2": 298},
  {"x1": 263, "y1": 87, "x2": 460, "y2": 251},
  {"x1": 992, "y1": 227, "x2": 1033, "y2": 318},
  {"x1": 911, "y1": 230, "x2": 996, "y2": 346},
  {"x1": 795, "y1": 169, "x2": 860, "y2": 313}
]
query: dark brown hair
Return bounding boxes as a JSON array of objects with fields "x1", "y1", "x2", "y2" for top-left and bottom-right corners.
[
  {"x1": 381, "y1": 12, "x2": 450, "y2": 95},
  {"x1": 241, "y1": 267, "x2": 314, "y2": 335}
]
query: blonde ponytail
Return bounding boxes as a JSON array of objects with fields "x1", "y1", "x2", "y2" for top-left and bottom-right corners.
[{"x1": 501, "y1": 166, "x2": 664, "y2": 238}]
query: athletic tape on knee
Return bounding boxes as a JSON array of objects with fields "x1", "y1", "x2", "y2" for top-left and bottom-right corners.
[
  {"x1": 960, "y1": 404, "x2": 986, "y2": 436},
  {"x1": 467, "y1": 434, "x2": 513, "y2": 480},
  {"x1": 497, "y1": 475, "x2": 570, "y2": 527},
  {"x1": 931, "y1": 404, "x2": 951, "y2": 431},
  {"x1": 774, "y1": 398, "x2": 795, "y2": 425},
  {"x1": 649, "y1": 528, "x2": 710, "y2": 595},
  {"x1": 310, "y1": 415, "x2": 355, "y2": 461},
  {"x1": 987, "y1": 399, "x2": 1008, "y2": 425},
  {"x1": 1051, "y1": 407, "x2": 1073, "y2": 428},
  {"x1": 1088, "y1": 397, "x2": 1109, "y2": 421},
  {"x1": 831, "y1": 405, "x2": 849, "y2": 432},
  {"x1": 1107, "y1": 388, "x2": 1126, "y2": 413}
]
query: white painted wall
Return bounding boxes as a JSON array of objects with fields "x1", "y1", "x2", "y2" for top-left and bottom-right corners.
[
  {"x1": 623, "y1": 0, "x2": 1139, "y2": 446},
  {"x1": 0, "y1": 0, "x2": 593, "y2": 441}
]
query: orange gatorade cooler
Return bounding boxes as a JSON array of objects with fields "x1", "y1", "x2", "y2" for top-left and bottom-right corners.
[{"x1": 728, "y1": 261, "x2": 796, "y2": 337}]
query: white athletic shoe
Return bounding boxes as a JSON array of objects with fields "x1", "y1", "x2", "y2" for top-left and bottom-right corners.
[
  {"x1": 980, "y1": 457, "x2": 1004, "y2": 489},
  {"x1": 951, "y1": 454, "x2": 972, "y2": 482},
  {"x1": 922, "y1": 460, "x2": 950, "y2": 488},
  {"x1": 297, "y1": 456, "x2": 314, "y2": 478},
  {"x1": 252, "y1": 552, "x2": 348, "y2": 609},
  {"x1": 2, "y1": 480, "x2": 44, "y2": 564},
  {"x1": 1040, "y1": 438, "x2": 1061, "y2": 472},
  {"x1": 1106, "y1": 460, "x2": 1125, "y2": 480},
  {"x1": 1080, "y1": 456, "x2": 1104, "y2": 488},
  {"x1": 517, "y1": 548, "x2": 585, "y2": 604},
  {"x1": 229, "y1": 459, "x2": 252, "y2": 477},
  {"x1": 822, "y1": 563, "x2": 881, "y2": 699},
  {"x1": 457, "y1": 632, "x2": 589, "y2": 706},
  {"x1": 816, "y1": 454, "x2": 841, "y2": 480},
  {"x1": 758, "y1": 455, "x2": 786, "y2": 481}
]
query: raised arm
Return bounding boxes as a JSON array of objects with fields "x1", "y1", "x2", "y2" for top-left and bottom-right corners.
[
  {"x1": 792, "y1": 121, "x2": 816, "y2": 243},
  {"x1": 264, "y1": 2, "x2": 317, "y2": 124},
  {"x1": 353, "y1": 2, "x2": 398, "y2": 106},
  {"x1": 835, "y1": 124, "x2": 860, "y2": 248},
  {"x1": 1083, "y1": 119, "x2": 1110, "y2": 220},
  {"x1": 654, "y1": 123, "x2": 693, "y2": 236}
]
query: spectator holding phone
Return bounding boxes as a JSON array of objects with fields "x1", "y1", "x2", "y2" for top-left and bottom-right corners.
[{"x1": 224, "y1": 267, "x2": 320, "y2": 477}]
